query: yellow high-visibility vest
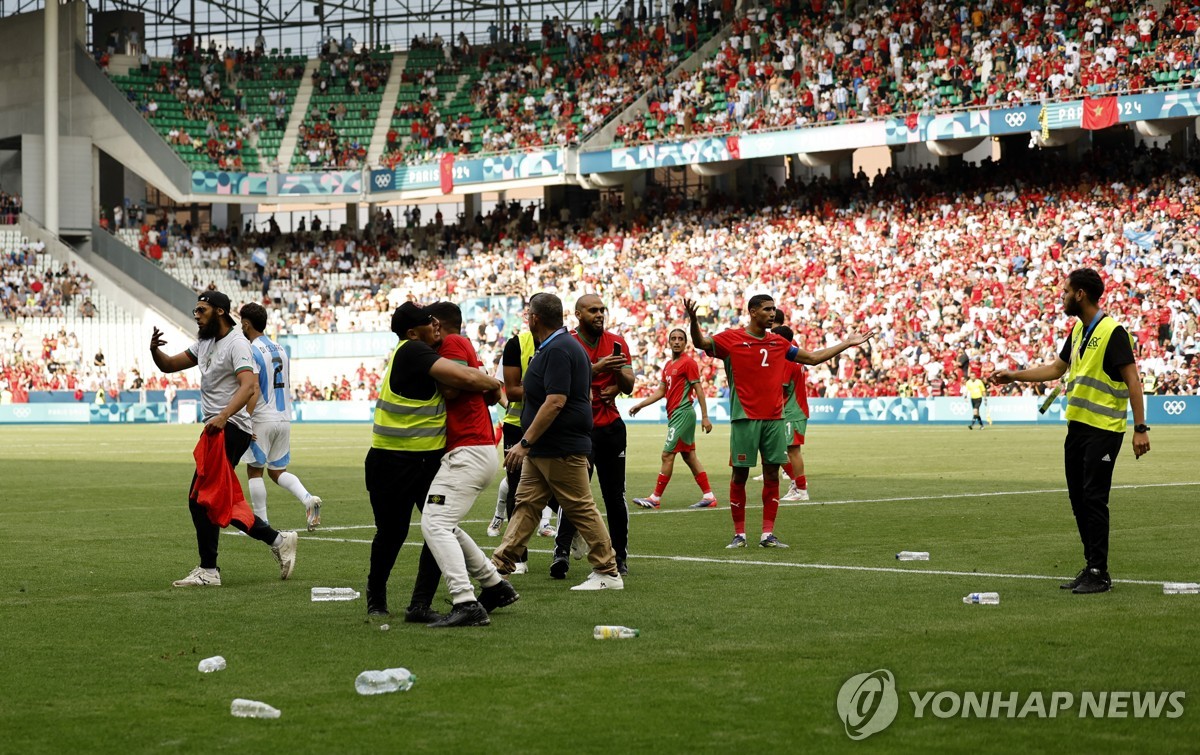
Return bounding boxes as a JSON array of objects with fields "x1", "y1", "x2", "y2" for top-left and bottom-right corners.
[
  {"x1": 502, "y1": 331, "x2": 536, "y2": 428},
  {"x1": 371, "y1": 339, "x2": 446, "y2": 451},
  {"x1": 1064, "y1": 316, "x2": 1133, "y2": 433}
]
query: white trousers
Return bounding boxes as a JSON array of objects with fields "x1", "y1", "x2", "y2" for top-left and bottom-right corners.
[{"x1": 422, "y1": 444, "x2": 502, "y2": 602}]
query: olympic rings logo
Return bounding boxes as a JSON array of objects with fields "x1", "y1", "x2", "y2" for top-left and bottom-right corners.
[
  {"x1": 373, "y1": 173, "x2": 393, "y2": 189},
  {"x1": 1163, "y1": 400, "x2": 1188, "y2": 416},
  {"x1": 1004, "y1": 112, "x2": 1027, "y2": 128}
]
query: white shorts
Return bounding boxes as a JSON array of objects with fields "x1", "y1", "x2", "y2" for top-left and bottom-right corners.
[{"x1": 241, "y1": 420, "x2": 292, "y2": 470}]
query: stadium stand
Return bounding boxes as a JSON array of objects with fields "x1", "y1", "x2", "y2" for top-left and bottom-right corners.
[
  {"x1": 291, "y1": 44, "x2": 393, "y2": 169},
  {"x1": 123, "y1": 145, "x2": 1200, "y2": 400}
]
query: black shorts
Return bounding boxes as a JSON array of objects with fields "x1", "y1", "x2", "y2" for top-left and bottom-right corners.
[{"x1": 971, "y1": 398, "x2": 983, "y2": 410}]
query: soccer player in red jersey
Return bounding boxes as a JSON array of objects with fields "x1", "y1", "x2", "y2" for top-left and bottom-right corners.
[
  {"x1": 629, "y1": 328, "x2": 717, "y2": 509},
  {"x1": 551, "y1": 294, "x2": 635, "y2": 578},
  {"x1": 773, "y1": 325, "x2": 810, "y2": 502},
  {"x1": 684, "y1": 295, "x2": 874, "y2": 548}
]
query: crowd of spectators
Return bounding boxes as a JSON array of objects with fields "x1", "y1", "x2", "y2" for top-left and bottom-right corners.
[
  {"x1": 294, "y1": 40, "x2": 392, "y2": 169},
  {"x1": 1, "y1": 245, "x2": 93, "y2": 320},
  {"x1": 147, "y1": 143, "x2": 1199, "y2": 399},
  {"x1": 382, "y1": 0, "x2": 721, "y2": 166},
  {"x1": 0, "y1": 191, "x2": 21, "y2": 225},
  {"x1": 620, "y1": 0, "x2": 1200, "y2": 144}
]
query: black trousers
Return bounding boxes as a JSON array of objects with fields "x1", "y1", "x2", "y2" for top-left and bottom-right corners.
[
  {"x1": 1063, "y1": 421, "x2": 1124, "y2": 573},
  {"x1": 555, "y1": 419, "x2": 629, "y2": 562},
  {"x1": 188, "y1": 424, "x2": 280, "y2": 569},
  {"x1": 364, "y1": 447, "x2": 443, "y2": 608}
]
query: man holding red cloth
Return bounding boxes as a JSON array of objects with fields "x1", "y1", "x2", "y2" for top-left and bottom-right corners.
[{"x1": 151, "y1": 291, "x2": 298, "y2": 587}]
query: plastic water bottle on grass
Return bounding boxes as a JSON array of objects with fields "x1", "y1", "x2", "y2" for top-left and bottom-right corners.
[
  {"x1": 1163, "y1": 583, "x2": 1200, "y2": 595},
  {"x1": 895, "y1": 551, "x2": 929, "y2": 561},
  {"x1": 355, "y1": 668, "x2": 416, "y2": 695},
  {"x1": 197, "y1": 656, "x2": 226, "y2": 673},
  {"x1": 963, "y1": 592, "x2": 1000, "y2": 605},
  {"x1": 230, "y1": 699, "x2": 281, "y2": 719},
  {"x1": 594, "y1": 625, "x2": 640, "y2": 639},
  {"x1": 311, "y1": 587, "x2": 361, "y2": 601}
]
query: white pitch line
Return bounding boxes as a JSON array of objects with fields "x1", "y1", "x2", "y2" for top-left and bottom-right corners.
[{"x1": 286, "y1": 538, "x2": 1178, "y2": 587}]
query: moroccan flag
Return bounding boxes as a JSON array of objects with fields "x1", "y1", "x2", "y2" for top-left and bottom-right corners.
[
  {"x1": 1081, "y1": 96, "x2": 1119, "y2": 130},
  {"x1": 439, "y1": 153, "x2": 455, "y2": 194},
  {"x1": 726, "y1": 135, "x2": 740, "y2": 160}
]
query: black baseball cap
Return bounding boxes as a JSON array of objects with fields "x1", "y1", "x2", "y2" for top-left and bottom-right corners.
[
  {"x1": 391, "y1": 301, "x2": 433, "y2": 335},
  {"x1": 197, "y1": 290, "x2": 237, "y2": 326}
]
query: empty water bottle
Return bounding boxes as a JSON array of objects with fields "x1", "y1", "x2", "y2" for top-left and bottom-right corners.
[
  {"x1": 963, "y1": 592, "x2": 1000, "y2": 605},
  {"x1": 594, "y1": 625, "x2": 640, "y2": 640},
  {"x1": 896, "y1": 551, "x2": 930, "y2": 561},
  {"x1": 355, "y1": 668, "x2": 416, "y2": 695},
  {"x1": 311, "y1": 587, "x2": 361, "y2": 602},
  {"x1": 230, "y1": 699, "x2": 281, "y2": 719},
  {"x1": 1163, "y1": 583, "x2": 1200, "y2": 595},
  {"x1": 197, "y1": 655, "x2": 226, "y2": 673}
]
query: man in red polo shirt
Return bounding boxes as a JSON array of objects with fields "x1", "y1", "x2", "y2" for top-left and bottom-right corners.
[{"x1": 551, "y1": 294, "x2": 635, "y2": 578}]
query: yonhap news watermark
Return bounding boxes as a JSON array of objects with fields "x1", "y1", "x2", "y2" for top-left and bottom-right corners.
[{"x1": 837, "y1": 669, "x2": 1186, "y2": 740}]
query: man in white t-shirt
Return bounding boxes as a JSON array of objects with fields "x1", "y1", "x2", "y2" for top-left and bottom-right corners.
[
  {"x1": 150, "y1": 291, "x2": 298, "y2": 587},
  {"x1": 238, "y1": 302, "x2": 322, "y2": 530}
]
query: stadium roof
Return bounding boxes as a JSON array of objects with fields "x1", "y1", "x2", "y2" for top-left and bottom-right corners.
[{"x1": 7, "y1": 0, "x2": 620, "y2": 56}]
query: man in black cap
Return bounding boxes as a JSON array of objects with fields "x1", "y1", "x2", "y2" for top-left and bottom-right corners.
[
  {"x1": 365, "y1": 301, "x2": 504, "y2": 620},
  {"x1": 151, "y1": 290, "x2": 299, "y2": 587}
]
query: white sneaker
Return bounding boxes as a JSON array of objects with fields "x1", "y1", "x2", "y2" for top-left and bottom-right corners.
[
  {"x1": 781, "y1": 483, "x2": 805, "y2": 502},
  {"x1": 486, "y1": 516, "x2": 504, "y2": 537},
  {"x1": 305, "y1": 496, "x2": 322, "y2": 531},
  {"x1": 173, "y1": 566, "x2": 221, "y2": 587},
  {"x1": 538, "y1": 524, "x2": 557, "y2": 538},
  {"x1": 569, "y1": 571, "x2": 624, "y2": 591},
  {"x1": 270, "y1": 531, "x2": 298, "y2": 580},
  {"x1": 752, "y1": 473, "x2": 765, "y2": 482},
  {"x1": 571, "y1": 532, "x2": 586, "y2": 561},
  {"x1": 752, "y1": 470, "x2": 791, "y2": 482},
  {"x1": 512, "y1": 562, "x2": 529, "y2": 575}
]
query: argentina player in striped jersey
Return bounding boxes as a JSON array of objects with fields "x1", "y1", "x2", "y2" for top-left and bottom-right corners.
[{"x1": 238, "y1": 302, "x2": 323, "y2": 531}]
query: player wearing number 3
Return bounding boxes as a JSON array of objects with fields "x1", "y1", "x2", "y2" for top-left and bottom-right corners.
[
  {"x1": 684, "y1": 295, "x2": 876, "y2": 549},
  {"x1": 238, "y1": 303, "x2": 323, "y2": 531},
  {"x1": 630, "y1": 328, "x2": 717, "y2": 510}
]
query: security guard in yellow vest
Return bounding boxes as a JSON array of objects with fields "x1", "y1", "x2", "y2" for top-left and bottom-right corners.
[
  {"x1": 991, "y1": 269, "x2": 1150, "y2": 595},
  {"x1": 365, "y1": 302, "x2": 502, "y2": 619}
]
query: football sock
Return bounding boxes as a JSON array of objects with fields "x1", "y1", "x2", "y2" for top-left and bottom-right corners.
[
  {"x1": 694, "y1": 471, "x2": 712, "y2": 495},
  {"x1": 762, "y1": 479, "x2": 780, "y2": 533},
  {"x1": 782, "y1": 463, "x2": 795, "y2": 479},
  {"x1": 730, "y1": 480, "x2": 747, "y2": 535},
  {"x1": 540, "y1": 506, "x2": 553, "y2": 528},
  {"x1": 495, "y1": 477, "x2": 509, "y2": 519},
  {"x1": 653, "y1": 473, "x2": 670, "y2": 497},
  {"x1": 276, "y1": 472, "x2": 310, "y2": 503},
  {"x1": 248, "y1": 477, "x2": 268, "y2": 522},
  {"x1": 797, "y1": 475, "x2": 807, "y2": 490}
]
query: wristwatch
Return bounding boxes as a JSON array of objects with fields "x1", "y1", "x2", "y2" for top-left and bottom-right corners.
[
  {"x1": 519, "y1": 438, "x2": 532, "y2": 449},
  {"x1": 1134, "y1": 424, "x2": 1150, "y2": 433}
]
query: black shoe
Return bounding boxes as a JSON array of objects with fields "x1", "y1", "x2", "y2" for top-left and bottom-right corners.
[
  {"x1": 427, "y1": 600, "x2": 491, "y2": 628},
  {"x1": 478, "y1": 580, "x2": 520, "y2": 613},
  {"x1": 1060, "y1": 568, "x2": 1087, "y2": 590},
  {"x1": 617, "y1": 559, "x2": 628, "y2": 576},
  {"x1": 405, "y1": 604, "x2": 445, "y2": 624},
  {"x1": 550, "y1": 551, "x2": 570, "y2": 580},
  {"x1": 366, "y1": 589, "x2": 390, "y2": 617},
  {"x1": 1072, "y1": 568, "x2": 1112, "y2": 594}
]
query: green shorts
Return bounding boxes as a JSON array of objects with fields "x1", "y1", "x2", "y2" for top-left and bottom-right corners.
[
  {"x1": 663, "y1": 405, "x2": 697, "y2": 453},
  {"x1": 728, "y1": 419, "x2": 789, "y2": 468},
  {"x1": 784, "y1": 416, "x2": 807, "y2": 447}
]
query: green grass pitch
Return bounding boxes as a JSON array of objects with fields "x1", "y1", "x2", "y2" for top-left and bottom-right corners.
[{"x1": 2, "y1": 423, "x2": 1198, "y2": 752}]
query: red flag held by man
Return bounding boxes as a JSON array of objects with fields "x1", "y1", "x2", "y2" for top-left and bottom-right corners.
[
  {"x1": 1081, "y1": 96, "x2": 1119, "y2": 130},
  {"x1": 439, "y1": 152, "x2": 455, "y2": 194}
]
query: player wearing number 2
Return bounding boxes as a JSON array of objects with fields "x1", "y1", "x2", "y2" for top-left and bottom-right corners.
[
  {"x1": 684, "y1": 295, "x2": 875, "y2": 549},
  {"x1": 238, "y1": 302, "x2": 323, "y2": 531},
  {"x1": 629, "y1": 328, "x2": 717, "y2": 510}
]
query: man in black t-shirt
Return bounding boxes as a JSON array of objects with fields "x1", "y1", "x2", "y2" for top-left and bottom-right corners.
[
  {"x1": 492, "y1": 293, "x2": 623, "y2": 591},
  {"x1": 365, "y1": 302, "x2": 502, "y2": 619},
  {"x1": 991, "y1": 269, "x2": 1151, "y2": 595}
]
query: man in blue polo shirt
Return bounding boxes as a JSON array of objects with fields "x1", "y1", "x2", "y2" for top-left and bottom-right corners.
[{"x1": 491, "y1": 292, "x2": 623, "y2": 591}]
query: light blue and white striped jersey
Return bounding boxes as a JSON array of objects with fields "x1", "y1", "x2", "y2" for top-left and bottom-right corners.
[{"x1": 249, "y1": 335, "x2": 293, "y2": 423}]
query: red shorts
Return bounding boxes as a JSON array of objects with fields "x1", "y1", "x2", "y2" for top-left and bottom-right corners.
[
  {"x1": 790, "y1": 432, "x2": 805, "y2": 447},
  {"x1": 667, "y1": 439, "x2": 696, "y2": 454}
]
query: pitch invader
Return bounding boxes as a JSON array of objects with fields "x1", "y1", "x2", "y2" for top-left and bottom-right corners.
[
  {"x1": 629, "y1": 328, "x2": 717, "y2": 509},
  {"x1": 238, "y1": 303, "x2": 322, "y2": 530},
  {"x1": 685, "y1": 295, "x2": 874, "y2": 549}
]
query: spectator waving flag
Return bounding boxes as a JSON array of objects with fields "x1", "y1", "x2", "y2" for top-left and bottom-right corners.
[{"x1": 1082, "y1": 96, "x2": 1119, "y2": 130}]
